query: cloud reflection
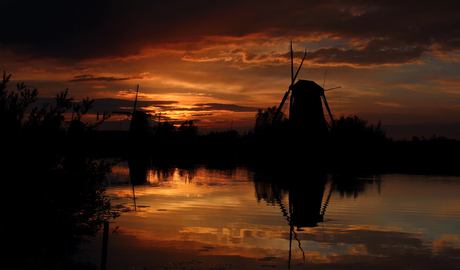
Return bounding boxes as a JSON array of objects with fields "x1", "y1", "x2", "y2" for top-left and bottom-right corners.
[{"x1": 91, "y1": 164, "x2": 460, "y2": 269}]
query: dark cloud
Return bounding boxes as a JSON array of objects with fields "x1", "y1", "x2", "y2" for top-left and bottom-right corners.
[
  {"x1": 1, "y1": 0, "x2": 459, "y2": 66},
  {"x1": 307, "y1": 45, "x2": 427, "y2": 66},
  {"x1": 194, "y1": 103, "x2": 259, "y2": 112},
  {"x1": 191, "y1": 113, "x2": 214, "y2": 117},
  {"x1": 91, "y1": 98, "x2": 178, "y2": 113},
  {"x1": 68, "y1": 74, "x2": 144, "y2": 83},
  {"x1": 23, "y1": 97, "x2": 176, "y2": 115}
]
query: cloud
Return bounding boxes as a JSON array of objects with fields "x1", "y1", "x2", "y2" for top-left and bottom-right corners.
[
  {"x1": 90, "y1": 98, "x2": 178, "y2": 113},
  {"x1": 1, "y1": 1, "x2": 459, "y2": 67},
  {"x1": 144, "y1": 102, "x2": 259, "y2": 115},
  {"x1": 306, "y1": 46, "x2": 427, "y2": 67},
  {"x1": 191, "y1": 113, "x2": 215, "y2": 117},
  {"x1": 374, "y1": 102, "x2": 411, "y2": 108},
  {"x1": 68, "y1": 74, "x2": 143, "y2": 83},
  {"x1": 194, "y1": 103, "x2": 259, "y2": 112}
]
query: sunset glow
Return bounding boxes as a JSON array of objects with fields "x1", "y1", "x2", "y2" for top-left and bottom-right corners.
[{"x1": 2, "y1": 1, "x2": 459, "y2": 139}]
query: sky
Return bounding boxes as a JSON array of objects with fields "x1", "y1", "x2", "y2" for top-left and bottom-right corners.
[{"x1": 1, "y1": 0, "x2": 459, "y2": 140}]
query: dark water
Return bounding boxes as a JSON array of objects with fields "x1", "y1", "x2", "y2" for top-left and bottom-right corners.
[{"x1": 78, "y1": 163, "x2": 460, "y2": 269}]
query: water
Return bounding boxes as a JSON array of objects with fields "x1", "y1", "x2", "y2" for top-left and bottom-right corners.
[{"x1": 79, "y1": 162, "x2": 460, "y2": 269}]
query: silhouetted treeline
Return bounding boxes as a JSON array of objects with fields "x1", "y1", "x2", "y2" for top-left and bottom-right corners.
[
  {"x1": 235, "y1": 108, "x2": 391, "y2": 171},
  {"x1": 8, "y1": 73, "x2": 453, "y2": 176},
  {"x1": 388, "y1": 135, "x2": 460, "y2": 175},
  {"x1": 96, "y1": 105, "x2": 459, "y2": 175},
  {"x1": 327, "y1": 114, "x2": 390, "y2": 173},
  {"x1": 92, "y1": 102, "x2": 460, "y2": 175},
  {"x1": 1, "y1": 72, "x2": 118, "y2": 269},
  {"x1": 151, "y1": 122, "x2": 239, "y2": 165}
]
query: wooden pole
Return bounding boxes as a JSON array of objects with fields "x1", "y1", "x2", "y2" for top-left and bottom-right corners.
[{"x1": 101, "y1": 221, "x2": 109, "y2": 270}]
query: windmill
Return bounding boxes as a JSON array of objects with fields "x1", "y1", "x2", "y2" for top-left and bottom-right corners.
[
  {"x1": 273, "y1": 42, "x2": 336, "y2": 139},
  {"x1": 113, "y1": 85, "x2": 151, "y2": 143}
]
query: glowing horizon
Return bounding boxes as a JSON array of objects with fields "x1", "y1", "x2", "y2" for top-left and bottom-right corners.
[{"x1": 2, "y1": 1, "x2": 459, "y2": 139}]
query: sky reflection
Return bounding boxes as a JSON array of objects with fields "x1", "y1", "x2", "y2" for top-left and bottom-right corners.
[{"x1": 80, "y1": 164, "x2": 460, "y2": 269}]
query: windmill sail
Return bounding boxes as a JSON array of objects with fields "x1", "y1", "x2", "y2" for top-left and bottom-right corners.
[{"x1": 272, "y1": 45, "x2": 306, "y2": 124}]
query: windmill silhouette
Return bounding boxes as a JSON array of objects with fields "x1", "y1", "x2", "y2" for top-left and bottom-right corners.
[
  {"x1": 273, "y1": 42, "x2": 336, "y2": 139},
  {"x1": 113, "y1": 85, "x2": 151, "y2": 143}
]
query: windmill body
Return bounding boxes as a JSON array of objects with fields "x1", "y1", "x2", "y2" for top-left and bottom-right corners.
[
  {"x1": 289, "y1": 80, "x2": 328, "y2": 139},
  {"x1": 129, "y1": 110, "x2": 150, "y2": 143},
  {"x1": 113, "y1": 85, "x2": 152, "y2": 150}
]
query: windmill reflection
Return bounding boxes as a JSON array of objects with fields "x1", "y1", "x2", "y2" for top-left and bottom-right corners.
[
  {"x1": 254, "y1": 171, "x2": 332, "y2": 269},
  {"x1": 127, "y1": 155, "x2": 150, "y2": 186},
  {"x1": 125, "y1": 156, "x2": 175, "y2": 212},
  {"x1": 254, "y1": 170, "x2": 381, "y2": 268},
  {"x1": 287, "y1": 178, "x2": 333, "y2": 269},
  {"x1": 254, "y1": 172, "x2": 330, "y2": 227},
  {"x1": 126, "y1": 154, "x2": 151, "y2": 211},
  {"x1": 288, "y1": 178, "x2": 331, "y2": 229}
]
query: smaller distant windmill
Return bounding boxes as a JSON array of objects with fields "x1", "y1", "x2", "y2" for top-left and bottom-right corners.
[
  {"x1": 113, "y1": 85, "x2": 151, "y2": 143},
  {"x1": 273, "y1": 42, "x2": 336, "y2": 139}
]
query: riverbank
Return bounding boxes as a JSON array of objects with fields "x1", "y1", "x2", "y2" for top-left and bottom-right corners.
[{"x1": 92, "y1": 130, "x2": 460, "y2": 176}]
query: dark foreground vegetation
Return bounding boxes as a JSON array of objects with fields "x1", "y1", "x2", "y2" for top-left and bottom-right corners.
[{"x1": 1, "y1": 72, "x2": 118, "y2": 269}]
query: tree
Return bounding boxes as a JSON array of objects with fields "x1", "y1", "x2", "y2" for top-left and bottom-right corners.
[
  {"x1": 1, "y1": 71, "x2": 38, "y2": 134},
  {"x1": 254, "y1": 105, "x2": 286, "y2": 135},
  {"x1": 2, "y1": 72, "x2": 117, "y2": 269},
  {"x1": 155, "y1": 121, "x2": 176, "y2": 135},
  {"x1": 1, "y1": 71, "x2": 110, "y2": 136},
  {"x1": 178, "y1": 120, "x2": 198, "y2": 137},
  {"x1": 329, "y1": 114, "x2": 387, "y2": 143},
  {"x1": 328, "y1": 114, "x2": 390, "y2": 172}
]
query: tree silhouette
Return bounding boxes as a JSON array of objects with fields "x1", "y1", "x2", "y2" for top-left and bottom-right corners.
[
  {"x1": 2, "y1": 72, "x2": 117, "y2": 269},
  {"x1": 178, "y1": 119, "x2": 199, "y2": 137},
  {"x1": 254, "y1": 105, "x2": 286, "y2": 135},
  {"x1": 330, "y1": 114, "x2": 386, "y2": 142},
  {"x1": 1, "y1": 71, "x2": 38, "y2": 134}
]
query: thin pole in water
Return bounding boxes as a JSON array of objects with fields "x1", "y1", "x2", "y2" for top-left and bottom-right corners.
[{"x1": 101, "y1": 221, "x2": 109, "y2": 270}]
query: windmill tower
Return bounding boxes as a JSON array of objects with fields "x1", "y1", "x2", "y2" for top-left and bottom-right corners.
[
  {"x1": 273, "y1": 42, "x2": 335, "y2": 141},
  {"x1": 113, "y1": 85, "x2": 151, "y2": 144}
]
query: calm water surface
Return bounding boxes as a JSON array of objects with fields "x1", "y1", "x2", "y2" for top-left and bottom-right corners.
[{"x1": 80, "y1": 162, "x2": 460, "y2": 270}]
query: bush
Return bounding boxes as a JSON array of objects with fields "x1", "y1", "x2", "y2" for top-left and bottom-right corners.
[{"x1": 1, "y1": 72, "x2": 117, "y2": 269}]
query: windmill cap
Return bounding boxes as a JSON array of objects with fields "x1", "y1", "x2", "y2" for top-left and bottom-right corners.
[
  {"x1": 132, "y1": 110, "x2": 149, "y2": 118},
  {"x1": 292, "y1": 80, "x2": 325, "y2": 96}
]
